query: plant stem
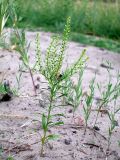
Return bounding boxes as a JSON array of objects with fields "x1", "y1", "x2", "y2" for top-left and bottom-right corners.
[
  {"x1": 84, "y1": 121, "x2": 87, "y2": 135},
  {"x1": 107, "y1": 135, "x2": 111, "y2": 151},
  {"x1": 40, "y1": 88, "x2": 54, "y2": 156},
  {"x1": 94, "y1": 101, "x2": 106, "y2": 127},
  {"x1": 29, "y1": 67, "x2": 36, "y2": 95}
]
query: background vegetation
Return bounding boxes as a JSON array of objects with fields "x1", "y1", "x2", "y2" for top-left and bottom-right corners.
[{"x1": 8, "y1": 0, "x2": 120, "y2": 52}]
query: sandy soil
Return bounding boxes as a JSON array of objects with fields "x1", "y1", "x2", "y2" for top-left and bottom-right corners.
[{"x1": 0, "y1": 29, "x2": 120, "y2": 160}]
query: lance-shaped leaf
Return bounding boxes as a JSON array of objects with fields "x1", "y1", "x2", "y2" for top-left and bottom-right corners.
[
  {"x1": 42, "y1": 114, "x2": 47, "y2": 131},
  {"x1": 46, "y1": 134, "x2": 59, "y2": 141}
]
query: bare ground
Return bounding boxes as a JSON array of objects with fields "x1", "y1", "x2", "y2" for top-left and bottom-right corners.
[{"x1": 0, "y1": 30, "x2": 120, "y2": 160}]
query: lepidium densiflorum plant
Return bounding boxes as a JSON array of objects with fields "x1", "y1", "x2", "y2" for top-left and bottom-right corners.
[
  {"x1": 83, "y1": 77, "x2": 96, "y2": 134},
  {"x1": 8, "y1": 3, "x2": 37, "y2": 95},
  {"x1": 107, "y1": 105, "x2": 120, "y2": 151},
  {"x1": 11, "y1": 29, "x2": 37, "y2": 94},
  {"x1": 35, "y1": 17, "x2": 88, "y2": 156},
  {"x1": 62, "y1": 67, "x2": 85, "y2": 118},
  {"x1": 94, "y1": 63, "x2": 120, "y2": 127},
  {"x1": 107, "y1": 71, "x2": 120, "y2": 151}
]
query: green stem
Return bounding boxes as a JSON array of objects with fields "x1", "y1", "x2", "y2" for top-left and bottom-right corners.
[
  {"x1": 94, "y1": 101, "x2": 106, "y2": 127},
  {"x1": 84, "y1": 121, "x2": 87, "y2": 135},
  {"x1": 107, "y1": 135, "x2": 111, "y2": 151},
  {"x1": 40, "y1": 88, "x2": 54, "y2": 156},
  {"x1": 29, "y1": 67, "x2": 37, "y2": 95}
]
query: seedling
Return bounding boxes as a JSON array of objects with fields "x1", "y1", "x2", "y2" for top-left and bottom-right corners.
[
  {"x1": 0, "y1": 80, "x2": 18, "y2": 101},
  {"x1": 35, "y1": 17, "x2": 88, "y2": 156},
  {"x1": 15, "y1": 64, "x2": 23, "y2": 91},
  {"x1": 107, "y1": 81, "x2": 120, "y2": 151},
  {"x1": 62, "y1": 67, "x2": 85, "y2": 118},
  {"x1": 94, "y1": 63, "x2": 120, "y2": 126},
  {"x1": 0, "y1": 82, "x2": 7, "y2": 94},
  {"x1": 8, "y1": 3, "x2": 37, "y2": 95},
  {"x1": 107, "y1": 106, "x2": 120, "y2": 151},
  {"x1": 10, "y1": 29, "x2": 37, "y2": 94},
  {"x1": 61, "y1": 78, "x2": 73, "y2": 105},
  {"x1": 83, "y1": 77, "x2": 95, "y2": 134},
  {"x1": 7, "y1": 156, "x2": 14, "y2": 160}
]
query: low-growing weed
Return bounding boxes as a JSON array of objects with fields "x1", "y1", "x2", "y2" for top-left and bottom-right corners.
[
  {"x1": 83, "y1": 77, "x2": 96, "y2": 134},
  {"x1": 62, "y1": 68, "x2": 85, "y2": 118},
  {"x1": 7, "y1": 156, "x2": 14, "y2": 160},
  {"x1": 15, "y1": 64, "x2": 23, "y2": 91},
  {"x1": 107, "y1": 76, "x2": 120, "y2": 150},
  {"x1": 94, "y1": 64, "x2": 120, "y2": 126},
  {"x1": 10, "y1": 29, "x2": 37, "y2": 94},
  {"x1": 107, "y1": 106, "x2": 120, "y2": 151},
  {"x1": 8, "y1": 3, "x2": 37, "y2": 95},
  {"x1": 0, "y1": 82, "x2": 7, "y2": 94}
]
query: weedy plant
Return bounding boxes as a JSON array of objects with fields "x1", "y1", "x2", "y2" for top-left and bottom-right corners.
[
  {"x1": 62, "y1": 67, "x2": 85, "y2": 118},
  {"x1": 34, "y1": 17, "x2": 88, "y2": 156},
  {"x1": 107, "y1": 106, "x2": 120, "y2": 151},
  {"x1": 6, "y1": 156, "x2": 14, "y2": 160},
  {"x1": 0, "y1": 82, "x2": 7, "y2": 94},
  {"x1": 61, "y1": 77, "x2": 73, "y2": 105},
  {"x1": 83, "y1": 77, "x2": 95, "y2": 134},
  {"x1": 7, "y1": 2, "x2": 37, "y2": 95},
  {"x1": 94, "y1": 63, "x2": 120, "y2": 127},
  {"x1": 107, "y1": 72, "x2": 120, "y2": 151},
  {"x1": 0, "y1": 81, "x2": 16, "y2": 101},
  {"x1": 10, "y1": 29, "x2": 37, "y2": 94},
  {"x1": 15, "y1": 64, "x2": 23, "y2": 91}
]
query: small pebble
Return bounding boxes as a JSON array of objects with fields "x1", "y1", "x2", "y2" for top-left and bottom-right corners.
[
  {"x1": 8, "y1": 67, "x2": 11, "y2": 70},
  {"x1": 0, "y1": 55, "x2": 4, "y2": 58},
  {"x1": 35, "y1": 84, "x2": 40, "y2": 89},
  {"x1": 37, "y1": 77, "x2": 41, "y2": 81},
  {"x1": 72, "y1": 130, "x2": 77, "y2": 134},
  {"x1": 93, "y1": 126, "x2": 100, "y2": 131},
  {"x1": 48, "y1": 143, "x2": 53, "y2": 150},
  {"x1": 22, "y1": 107, "x2": 27, "y2": 110},
  {"x1": 64, "y1": 138, "x2": 72, "y2": 145},
  {"x1": 68, "y1": 109, "x2": 72, "y2": 113}
]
